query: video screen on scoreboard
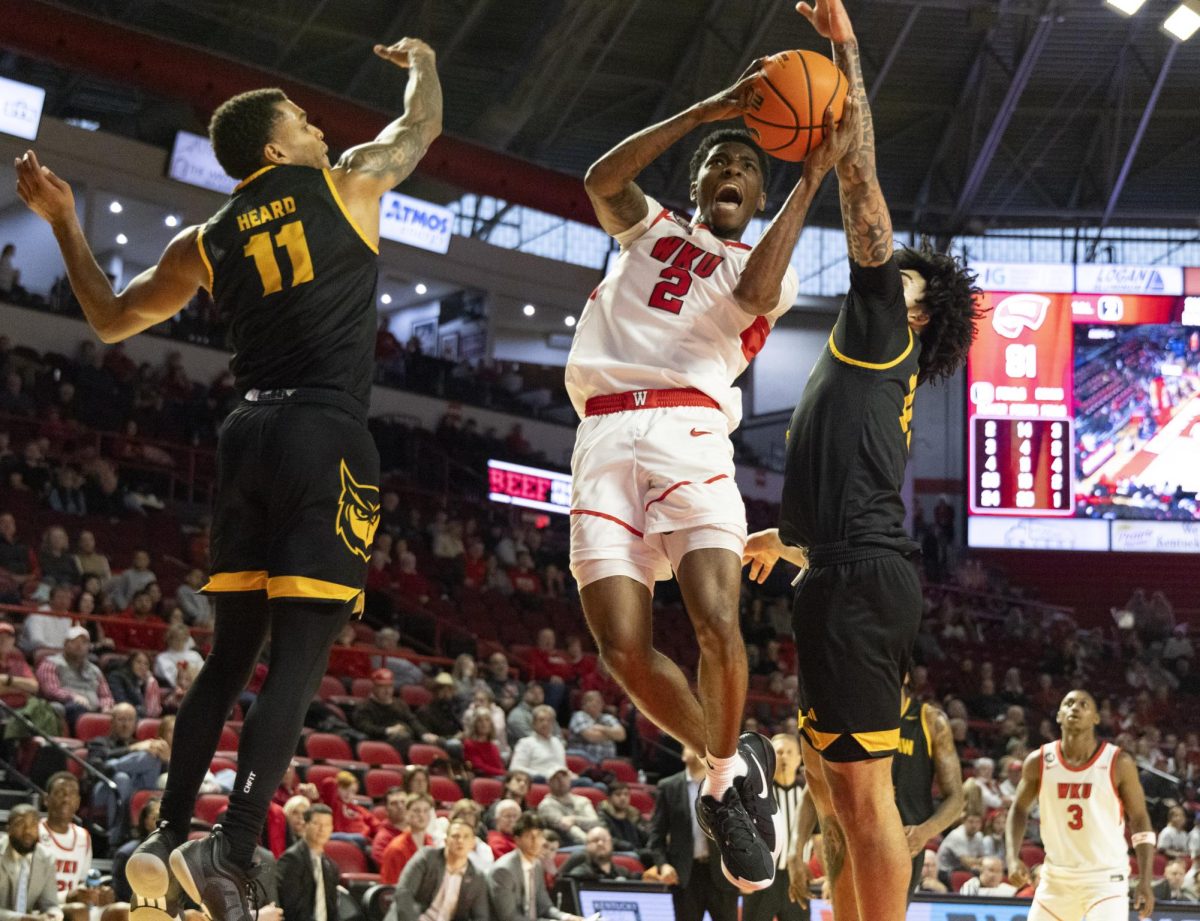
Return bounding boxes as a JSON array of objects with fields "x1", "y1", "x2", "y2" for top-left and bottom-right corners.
[{"x1": 966, "y1": 262, "x2": 1200, "y2": 553}]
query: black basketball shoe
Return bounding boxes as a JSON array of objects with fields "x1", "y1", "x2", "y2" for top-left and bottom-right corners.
[
  {"x1": 696, "y1": 784, "x2": 776, "y2": 892},
  {"x1": 169, "y1": 826, "x2": 261, "y2": 921},
  {"x1": 736, "y1": 730, "x2": 784, "y2": 861}
]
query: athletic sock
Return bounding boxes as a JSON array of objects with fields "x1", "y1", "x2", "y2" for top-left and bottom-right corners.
[{"x1": 704, "y1": 750, "x2": 748, "y2": 800}]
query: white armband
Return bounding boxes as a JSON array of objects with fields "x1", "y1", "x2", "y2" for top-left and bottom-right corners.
[{"x1": 1131, "y1": 831, "x2": 1156, "y2": 848}]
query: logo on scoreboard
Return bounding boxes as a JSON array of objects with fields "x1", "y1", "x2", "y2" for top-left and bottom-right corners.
[
  {"x1": 1075, "y1": 264, "x2": 1183, "y2": 296},
  {"x1": 1096, "y1": 296, "x2": 1124, "y2": 322},
  {"x1": 991, "y1": 294, "x2": 1050, "y2": 339}
]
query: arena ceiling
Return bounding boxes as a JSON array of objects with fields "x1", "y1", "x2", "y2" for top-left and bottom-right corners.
[{"x1": 3, "y1": 0, "x2": 1198, "y2": 241}]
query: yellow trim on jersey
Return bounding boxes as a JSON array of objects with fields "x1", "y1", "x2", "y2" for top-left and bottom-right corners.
[
  {"x1": 322, "y1": 169, "x2": 379, "y2": 254},
  {"x1": 920, "y1": 703, "x2": 933, "y2": 758},
  {"x1": 828, "y1": 327, "x2": 914, "y2": 370},
  {"x1": 267, "y1": 575, "x2": 360, "y2": 602},
  {"x1": 195, "y1": 225, "x2": 215, "y2": 290},
  {"x1": 851, "y1": 728, "x2": 901, "y2": 753},
  {"x1": 235, "y1": 165, "x2": 276, "y2": 192},
  {"x1": 800, "y1": 726, "x2": 843, "y2": 752},
  {"x1": 204, "y1": 570, "x2": 268, "y2": 592}
]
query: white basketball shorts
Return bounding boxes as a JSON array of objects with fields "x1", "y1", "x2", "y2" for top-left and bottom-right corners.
[{"x1": 1028, "y1": 867, "x2": 1130, "y2": 921}]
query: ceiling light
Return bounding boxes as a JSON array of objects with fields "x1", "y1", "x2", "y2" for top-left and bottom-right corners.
[
  {"x1": 415, "y1": 283, "x2": 427, "y2": 295},
  {"x1": 115, "y1": 233, "x2": 128, "y2": 245},
  {"x1": 1105, "y1": 0, "x2": 1147, "y2": 14},
  {"x1": 109, "y1": 201, "x2": 123, "y2": 214},
  {"x1": 164, "y1": 215, "x2": 179, "y2": 228},
  {"x1": 523, "y1": 304, "x2": 536, "y2": 317},
  {"x1": 564, "y1": 315, "x2": 576, "y2": 327},
  {"x1": 1163, "y1": 1, "x2": 1200, "y2": 39},
  {"x1": 380, "y1": 293, "x2": 392, "y2": 305}
]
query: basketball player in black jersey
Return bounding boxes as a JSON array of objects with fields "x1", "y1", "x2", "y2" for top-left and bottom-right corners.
[
  {"x1": 893, "y1": 674, "x2": 963, "y2": 901},
  {"x1": 740, "y1": 2, "x2": 982, "y2": 919},
  {"x1": 15, "y1": 37, "x2": 441, "y2": 921}
]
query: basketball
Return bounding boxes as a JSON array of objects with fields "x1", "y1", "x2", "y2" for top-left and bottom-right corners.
[{"x1": 744, "y1": 50, "x2": 849, "y2": 162}]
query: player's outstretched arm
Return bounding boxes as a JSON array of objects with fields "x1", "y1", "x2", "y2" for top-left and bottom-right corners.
[
  {"x1": 14, "y1": 150, "x2": 207, "y2": 343},
  {"x1": 335, "y1": 38, "x2": 443, "y2": 202},
  {"x1": 905, "y1": 707, "x2": 965, "y2": 856},
  {"x1": 797, "y1": 0, "x2": 893, "y2": 267},
  {"x1": 743, "y1": 528, "x2": 810, "y2": 584},
  {"x1": 1115, "y1": 751, "x2": 1156, "y2": 919},
  {"x1": 584, "y1": 67, "x2": 762, "y2": 237},
  {"x1": 1004, "y1": 750, "x2": 1041, "y2": 888}
]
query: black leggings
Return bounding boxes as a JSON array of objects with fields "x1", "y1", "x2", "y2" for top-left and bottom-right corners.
[{"x1": 159, "y1": 593, "x2": 350, "y2": 866}]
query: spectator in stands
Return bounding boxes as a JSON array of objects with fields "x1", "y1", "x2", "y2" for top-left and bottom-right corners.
[
  {"x1": 281, "y1": 795, "x2": 311, "y2": 851},
  {"x1": 112, "y1": 796, "x2": 160, "y2": 902},
  {"x1": 174, "y1": 568, "x2": 213, "y2": 627},
  {"x1": 106, "y1": 589, "x2": 165, "y2": 651},
  {"x1": 371, "y1": 628, "x2": 426, "y2": 687},
  {"x1": 0, "y1": 512, "x2": 35, "y2": 604},
  {"x1": 1159, "y1": 805, "x2": 1191, "y2": 858},
  {"x1": 561, "y1": 826, "x2": 638, "y2": 881},
  {"x1": 957, "y1": 855, "x2": 1014, "y2": 896},
  {"x1": 970, "y1": 677, "x2": 1006, "y2": 721},
  {"x1": 487, "y1": 812, "x2": 584, "y2": 921},
  {"x1": 484, "y1": 773, "x2": 531, "y2": 831},
  {"x1": 370, "y1": 787, "x2": 408, "y2": 868},
  {"x1": 108, "y1": 550, "x2": 156, "y2": 611},
  {"x1": 980, "y1": 807, "x2": 1007, "y2": 862},
  {"x1": 483, "y1": 556, "x2": 513, "y2": 596},
  {"x1": 277, "y1": 804, "x2": 339, "y2": 921},
  {"x1": 46, "y1": 469, "x2": 87, "y2": 517},
  {"x1": 380, "y1": 792, "x2": 437, "y2": 883},
  {"x1": 0, "y1": 621, "x2": 37, "y2": 705},
  {"x1": 451, "y1": 653, "x2": 479, "y2": 702},
  {"x1": 936, "y1": 811, "x2": 985, "y2": 881},
  {"x1": 598, "y1": 782, "x2": 646, "y2": 853},
  {"x1": 506, "y1": 683, "x2": 543, "y2": 746},
  {"x1": 972, "y1": 758, "x2": 1004, "y2": 811},
  {"x1": 488, "y1": 800, "x2": 521, "y2": 859},
  {"x1": 0, "y1": 374, "x2": 34, "y2": 419},
  {"x1": 507, "y1": 552, "x2": 543, "y2": 600},
  {"x1": 37, "y1": 626, "x2": 112, "y2": 730},
  {"x1": 0, "y1": 244, "x2": 21, "y2": 296},
  {"x1": 352, "y1": 668, "x2": 436, "y2": 753},
  {"x1": 915, "y1": 849, "x2": 948, "y2": 893},
  {"x1": 154, "y1": 623, "x2": 204, "y2": 688},
  {"x1": 1032, "y1": 673, "x2": 1059, "y2": 714},
  {"x1": 463, "y1": 540, "x2": 487, "y2": 590},
  {"x1": 403, "y1": 765, "x2": 432, "y2": 796},
  {"x1": 390, "y1": 817, "x2": 489, "y2": 921},
  {"x1": 509, "y1": 705, "x2": 567, "y2": 782},
  {"x1": 462, "y1": 686, "x2": 508, "y2": 758},
  {"x1": 1153, "y1": 858, "x2": 1198, "y2": 903},
  {"x1": 393, "y1": 551, "x2": 434, "y2": 604},
  {"x1": 417, "y1": 673, "x2": 465, "y2": 740},
  {"x1": 464, "y1": 710, "x2": 506, "y2": 779},
  {"x1": 481, "y1": 652, "x2": 522, "y2": 709},
  {"x1": 567, "y1": 690, "x2": 625, "y2": 764},
  {"x1": 447, "y1": 799, "x2": 494, "y2": 870},
  {"x1": 323, "y1": 771, "x2": 379, "y2": 846},
  {"x1": 71, "y1": 531, "x2": 111, "y2": 584},
  {"x1": 160, "y1": 661, "x2": 194, "y2": 714},
  {"x1": 87, "y1": 703, "x2": 168, "y2": 841},
  {"x1": 35, "y1": 527, "x2": 80, "y2": 590},
  {"x1": 527, "y1": 628, "x2": 571, "y2": 694},
  {"x1": 0, "y1": 803, "x2": 60, "y2": 918},
  {"x1": 22, "y1": 585, "x2": 76, "y2": 654},
  {"x1": 538, "y1": 767, "x2": 601, "y2": 845}
]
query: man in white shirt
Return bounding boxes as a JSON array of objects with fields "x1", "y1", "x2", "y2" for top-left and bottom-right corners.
[
  {"x1": 958, "y1": 856, "x2": 1016, "y2": 897},
  {"x1": 936, "y1": 812, "x2": 985, "y2": 880},
  {"x1": 0, "y1": 804, "x2": 62, "y2": 921},
  {"x1": 277, "y1": 805, "x2": 338, "y2": 921},
  {"x1": 508, "y1": 707, "x2": 566, "y2": 781},
  {"x1": 487, "y1": 813, "x2": 583, "y2": 921},
  {"x1": 390, "y1": 819, "x2": 488, "y2": 921},
  {"x1": 537, "y1": 768, "x2": 601, "y2": 846},
  {"x1": 20, "y1": 587, "x2": 75, "y2": 655}
]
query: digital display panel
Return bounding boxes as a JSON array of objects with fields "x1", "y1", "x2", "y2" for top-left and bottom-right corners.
[
  {"x1": 967, "y1": 264, "x2": 1200, "y2": 552},
  {"x1": 487, "y1": 459, "x2": 571, "y2": 515},
  {"x1": 0, "y1": 75, "x2": 46, "y2": 141}
]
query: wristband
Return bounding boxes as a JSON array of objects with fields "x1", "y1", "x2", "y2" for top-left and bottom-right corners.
[{"x1": 1131, "y1": 831, "x2": 1156, "y2": 847}]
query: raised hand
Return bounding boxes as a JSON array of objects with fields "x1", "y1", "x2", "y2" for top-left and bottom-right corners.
[
  {"x1": 694, "y1": 61, "x2": 764, "y2": 123},
  {"x1": 14, "y1": 150, "x2": 76, "y2": 228},
  {"x1": 796, "y1": 0, "x2": 856, "y2": 44},
  {"x1": 804, "y1": 96, "x2": 860, "y2": 177},
  {"x1": 373, "y1": 37, "x2": 435, "y2": 69}
]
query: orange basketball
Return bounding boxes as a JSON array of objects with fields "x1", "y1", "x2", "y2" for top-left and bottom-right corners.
[{"x1": 743, "y1": 50, "x2": 848, "y2": 162}]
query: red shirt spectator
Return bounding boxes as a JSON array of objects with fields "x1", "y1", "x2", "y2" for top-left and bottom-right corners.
[
  {"x1": 379, "y1": 794, "x2": 435, "y2": 883},
  {"x1": 370, "y1": 790, "x2": 408, "y2": 867},
  {"x1": 462, "y1": 542, "x2": 487, "y2": 589},
  {"x1": 463, "y1": 708, "x2": 506, "y2": 778},
  {"x1": 528, "y1": 628, "x2": 572, "y2": 682},
  {"x1": 508, "y1": 552, "x2": 543, "y2": 596},
  {"x1": 326, "y1": 624, "x2": 372, "y2": 680},
  {"x1": 392, "y1": 552, "x2": 433, "y2": 602},
  {"x1": 0, "y1": 621, "x2": 36, "y2": 707},
  {"x1": 320, "y1": 773, "x2": 380, "y2": 838},
  {"x1": 487, "y1": 828, "x2": 516, "y2": 860},
  {"x1": 487, "y1": 800, "x2": 522, "y2": 859},
  {"x1": 106, "y1": 591, "x2": 166, "y2": 651}
]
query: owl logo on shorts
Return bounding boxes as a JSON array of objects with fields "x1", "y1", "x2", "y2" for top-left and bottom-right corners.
[{"x1": 336, "y1": 459, "x2": 380, "y2": 562}]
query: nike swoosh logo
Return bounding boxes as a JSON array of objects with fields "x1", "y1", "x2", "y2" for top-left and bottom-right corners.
[
  {"x1": 690, "y1": 428, "x2": 712, "y2": 437},
  {"x1": 747, "y1": 747, "x2": 770, "y2": 799}
]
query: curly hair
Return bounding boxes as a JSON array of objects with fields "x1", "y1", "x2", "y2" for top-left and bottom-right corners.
[
  {"x1": 688, "y1": 128, "x2": 771, "y2": 192},
  {"x1": 208, "y1": 88, "x2": 287, "y2": 180},
  {"x1": 895, "y1": 245, "x2": 986, "y2": 385}
]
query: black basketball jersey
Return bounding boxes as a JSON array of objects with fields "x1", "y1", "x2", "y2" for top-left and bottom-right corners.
[
  {"x1": 198, "y1": 164, "x2": 379, "y2": 408},
  {"x1": 778, "y1": 258, "x2": 920, "y2": 554},
  {"x1": 893, "y1": 695, "x2": 935, "y2": 826}
]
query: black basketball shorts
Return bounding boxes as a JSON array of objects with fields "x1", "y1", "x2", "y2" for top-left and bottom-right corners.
[
  {"x1": 204, "y1": 389, "x2": 380, "y2": 612},
  {"x1": 792, "y1": 546, "x2": 922, "y2": 763}
]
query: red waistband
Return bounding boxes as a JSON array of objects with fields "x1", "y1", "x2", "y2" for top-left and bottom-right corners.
[{"x1": 584, "y1": 387, "x2": 720, "y2": 416}]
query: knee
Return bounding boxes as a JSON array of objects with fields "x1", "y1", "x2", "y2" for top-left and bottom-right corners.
[
  {"x1": 598, "y1": 639, "x2": 650, "y2": 683},
  {"x1": 825, "y1": 766, "x2": 894, "y2": 823},
  {"x1": 692, "y1": 608, "x2": 741, "y2": 656}
]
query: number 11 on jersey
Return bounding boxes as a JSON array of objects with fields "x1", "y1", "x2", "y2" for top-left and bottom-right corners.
[{"x1": 244, "y1": 220, "x2": 314, "y2": 295}]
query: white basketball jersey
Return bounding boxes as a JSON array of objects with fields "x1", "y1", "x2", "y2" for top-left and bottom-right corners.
[
  {"x1": 1037, "y1": 741, "x2": 1127, "y2": 874},
  {"x1": 38, "y1": 819, "x2": 91, "y2": 898},
  {"x1": 565, "y1": 197, "x2": 799, "y2": 430}
]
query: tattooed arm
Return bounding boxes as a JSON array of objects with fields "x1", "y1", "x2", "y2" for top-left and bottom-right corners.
[
  {"x1": 584, "y1": 66, "x2": 761, "y2": 237},
  {"x1": 333, "y1": 38, "x2": 443, "y2": 240},
  {"x1": 797, "y1": 0, "x2": 893, "y2": 266}
]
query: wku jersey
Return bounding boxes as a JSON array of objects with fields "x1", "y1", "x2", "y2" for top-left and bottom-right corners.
[
  {"x1": 1037, "y1": 741, "x2": 1128, "y2": 875},
  {"x1": 565, "y1": 197, "x2": 799, "y2": 430},
  {"x1": 38, "y1": 818, "x2": 91, "y2": 898}
]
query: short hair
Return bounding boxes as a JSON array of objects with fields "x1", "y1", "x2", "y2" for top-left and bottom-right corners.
[
  {"x1": 385, "y1": 786, "x2": 406, "y2": 801},
  {"x1": 47, "y1": 771, "x2": 78, "y2": 793},
  {"x1": 208, "y1": 88, "x2": 288, "y2": 180},
  {"x1": 513, "y1": 811, "x2": 545, "y2": 837},
  {"x1": 283, "y1": 795, "x2": 311, "y2": 815},
  {"x1": 335, "y1": 770, "x2": 357, "y2": 787},
  {"x1": 504, "y1": 769, "x2": 530, "y2": 786},
  {"x1": 688, "y1": 128, "x2": 771, "y2": 192},
  {"x1": 542, "y1": 828, "x2": 560, "y2": 845},
  {"x1": 894, "y1": 245, "x2": 984, "y2": 384},
  {"x1": 406, "y1": 792, "x2": 434, "y2": 809},
  {"x1": 532, "y1": 704, "x2": 557, "y2": 720},
  {"x1": 8, "y1": 803, "x2": 38, "y2": 822},
  {"x1": 303, "y1": 803, "x2": 333, "y2": 823},
  {"x1": 608, "y1": 781, "x2": 629, "y2": 795}
]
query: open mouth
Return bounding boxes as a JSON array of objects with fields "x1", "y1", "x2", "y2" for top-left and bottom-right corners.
[{"x1": 713, "y1": 183, "x2": 743, "y2": 214}]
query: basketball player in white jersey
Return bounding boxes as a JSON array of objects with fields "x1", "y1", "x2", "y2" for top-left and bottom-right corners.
[
  {"x1": 567, "y1": 60, "x2": 858, "y2": 891},
  {"x1": 1006, "y1": 689, "x2": 1156, "y2": 920},
  {"x1": 38, "y1": 772, "x2": 93, "y2": 900}
]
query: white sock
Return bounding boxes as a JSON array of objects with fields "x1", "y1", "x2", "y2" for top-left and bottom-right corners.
[{"x1": 704, "y1": 751, "x2": 747, "y2": 799}]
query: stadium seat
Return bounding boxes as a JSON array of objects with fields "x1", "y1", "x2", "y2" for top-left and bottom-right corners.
[
  {"x1": 628, "y1": 789, "x2": 655, "y2": 818},
  {"x1": 566, "y1": 754, "x2": 592, "y2": 774},
  {"x1": 305, "y1": 764, "x2": 342, "y2": 790},
  {"x1": 574, "y1": 786, "x2": 606, "y2": 807},
  {"x1": 470, "y1": 777, "x2": 503, "y2": 807},
  {"x1": 74, "y1": 713, "x2": 112, "y2": 742},
  {"x1": 136, "y1": 718, "x2": 161, "y2": 741},
  {"x1": 951, "y1": 870, "x2": 974, "y2": 893},
  {"x1": 195, "y1": 794, "x2": 229, "y2": 827},
  {"x1": 319, "y1": 675, "x2": 346, "y2": 701},
  {"x1": 306, "y1": 732, "x2": 355, "y2": 762},
  {"x1": 612, "y1": 855, "x2": 644, "y2": 875},
  {"x1": 361, "y1": 884, "x2": 394, "y2": 921},
  {"x1": 128, "y1": 788, "x2": 159, "y2": 825},
  {"x1": 364, "y1": 769, "x2": 404, "y2": 799},
  {"x1": 526, "y1": 783, "x2": 549, "y2": 807},
  {"x1": 325, "y1": 838, "x2": 370, "y2": 875},
  {"x1": 406, "y1": 743, "x2": 447, "y2": 766},
  {"x1": 601, "y1": 758, "x2": 638, "y2": 783},
  {"x1": 210, "y1": 756, "x2": 238, "y2": 774},
  {"x1": 217, "y1": 725, "x2": 239, "y2": 752},
  {"x1": 429, "y1": 775, "x2": 464, "y2": 805},
  {"x1": 357, "y1": 741, "x2": 404, "y2": 767},
  {"x1": 400, "y1": 685, "x2": 431, "y2": 709}
]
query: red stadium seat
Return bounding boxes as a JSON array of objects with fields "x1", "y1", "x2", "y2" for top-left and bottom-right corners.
[
  {"x1": 612, "y1": 855, "x2": 644, "y2": 875},
  {"x1": 324, "y1": 838, "x2": 369, "y2": 875},
  {"x1": 128, "y1": 788, "x2": 159, "y2": 825},
  {"x1": 526, "y1": 783, "x2": 549, "y2": 807},
  {"x1": 318, "y1": 675, "x2": 345, "y2": 701},
  {"x1": 566, "y1": 754, "x2": 592, "y2": 774},
  {"x1": 429, "y1": 776, "x2": 464, "y2": 805},
  {"x1": 470, "y1": 777, "x2": 503, "y2": 806},
  {"x1": 136, "y1": 718, "x2": 161, "y2": 741},
  {"x1": 74, "y1": 713, "x2": 112, "y2": 742},
  {"x1": 601, "y1": 758, "x2": 638, "y2": 783},
  {"x1": 357, "y1": 741, "x2": 404, "y2": 767},
  {"x1": 573, "y1": 786, "x2": 605, "y2": 807},
  {"x1": 400, "y1": 685, "x2": 431, "y2": 709},
  {"x1": 218, "y1": 725, "x2": 239, "y2": 752},
  {"x1": 306, "y1": 732, "x2": 355, "y2": 762},
  {"x1": 364, "y1": 769, "x2": 405, "y2": 799},
  {"x1": 951, "y1": 870, "x2": 974, "y2": 893},
  {"x1": 210, "y1": 756, "x2": 238, "y2": 774},
  {"x1": 195, "y1": 794, "x2": 229, "y2": 827},
  {"x1": 628, "y1": 789, "x2": 655, "y2": 818},
  {"x1": 305, "y1": 764, "x2": 342, "y2": 790},
  {"x1": 406, "y1": 743, "x2": 447, "y2": 766},
  {"x1": 1153, "y1": 853, "x2": 1167, "y2": 877}
]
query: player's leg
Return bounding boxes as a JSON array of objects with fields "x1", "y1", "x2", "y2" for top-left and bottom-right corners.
[
  {"x1": 801, "y1": 738, "x2": 859, "y2": 921},
  {"x1": 580, "y1": 571, "x2": 706, "y2": 756}
]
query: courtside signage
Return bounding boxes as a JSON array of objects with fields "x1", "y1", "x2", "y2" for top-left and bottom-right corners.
[
  {"x1": 0, "y1": 76, "x2": 46, "y2": 141},
  {"x1": 973, "y1": 261, "x2": 1074, "y2": 293},
  {"x1": 168, "y1": 130, "x2": 237, "y2": 195},
  {"x1": 379, "y1": 191, "x2": 453, "y2": 254},
  {"x1": 487, "y1": 459, "x2": 570, "y2": 515},
  {"x1": 1075, "y1": 263, "x2": 1183, "y2": 296}
]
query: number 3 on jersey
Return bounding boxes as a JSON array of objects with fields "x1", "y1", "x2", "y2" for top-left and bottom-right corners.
[
  {"x1": 244, "y1": 220, "x2": 314, "y2": 295},
  {"x1": 1067, "y1": 804, "x2": 1084, "y2": 830}
]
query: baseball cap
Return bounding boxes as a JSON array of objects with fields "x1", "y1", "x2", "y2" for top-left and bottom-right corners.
[
  {"x1": 549, "y1": 766, "x2": 572, "y2": 780},
  {"x1": 433, "y1": 672, "x2": 454, "y2": 687},
  {"x1": 65, "y1": 626, "x2": 90, "y2": 642},
  {"x1": 371, "y1": 668, "x2": 393, "y2": 684}
]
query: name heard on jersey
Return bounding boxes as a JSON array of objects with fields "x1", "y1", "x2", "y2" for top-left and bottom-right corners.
[{"x1": 235, "y1": 196, "x2": 297, "y2": 232}]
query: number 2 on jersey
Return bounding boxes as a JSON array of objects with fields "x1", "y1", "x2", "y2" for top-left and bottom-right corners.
[
  {"x1": 1067, "y1": 804, "x2": 1084, "y2": 830},
  {"x1": 648, "y1": 266, "x2": 691, "y2": 314},
  {"x1": 244, "y1": 220, "x2": 314, "y2": 295}
]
